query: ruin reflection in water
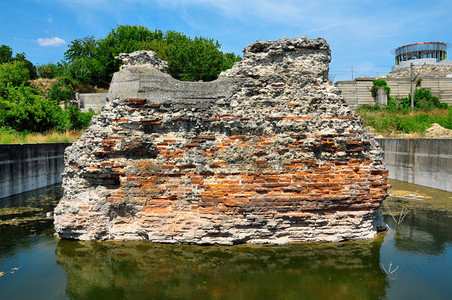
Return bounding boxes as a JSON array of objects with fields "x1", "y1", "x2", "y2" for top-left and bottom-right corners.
[
  {"x1": 0, "y1": 179, "x2": 451, "y2": 299},
  {"x1": 55, "y1": 237, "x2": 386, "y2": 299}
]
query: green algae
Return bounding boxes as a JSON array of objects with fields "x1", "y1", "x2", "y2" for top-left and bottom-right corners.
[{"x1": 386, "y1": 179, "x2": 452, "y2": 214}]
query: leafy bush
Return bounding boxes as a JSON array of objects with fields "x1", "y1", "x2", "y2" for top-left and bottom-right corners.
[
  {"x1": 65, "y1": 105, "x2": 95, "y2": 130},
  {"x1": 370, "y1": 79, "x2": 391, "y2": 99},
  {"x1": 48, "y1": 77, "x2": 77, "y2": 103},
  {"x1": 391, "y1": 89, "x2": 448, "y2": 111},
  {"x1": 0, "y1": 46, "x2": 95, "y2": 136},
  {"x1": 0, "y1": 61, "x2": 30, "y2": 94},
  {"x1": 414, "y1": 89, "x2": 447, "y2": 110},
  {"x1": 0, "y1": 84, "x2": 95, "y2": 133},
  {"x1": 367, "y1": 77, "x2": 448, "y2": 113},
  {"x1": 37, "y1": 63, "x2": 67, "y2": 79},
  {"x1": 0, "y1": 85, "x2": 64, "y2": 132}
]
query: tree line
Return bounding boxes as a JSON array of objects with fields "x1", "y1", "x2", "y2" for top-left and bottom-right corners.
[
  {"x1": 39, "y1": 25, "x2": 241, "y2": 86},
  {"x1": 0, "y1": 25, "x2": 241, "y2": 134}
]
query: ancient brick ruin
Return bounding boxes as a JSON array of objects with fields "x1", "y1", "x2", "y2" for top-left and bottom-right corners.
[{"x1": 54, "y1": 37, "x2": 389, "y2": 244}]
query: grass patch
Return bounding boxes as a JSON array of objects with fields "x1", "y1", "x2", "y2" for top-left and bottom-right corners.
[
  {"x1": 0, "y1": 127, "x2": 83, "y2": 144},
  {"x1": 356, "y1": 106, "x2": 452, "y2": 137}
]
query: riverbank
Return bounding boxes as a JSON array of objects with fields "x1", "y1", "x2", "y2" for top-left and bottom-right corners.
[{"x1": 0, "y1": 129, "x2": 82, "y2": 144}]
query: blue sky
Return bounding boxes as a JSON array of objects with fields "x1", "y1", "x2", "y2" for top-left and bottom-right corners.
[{"x1": 1, "y1": 0, "x2": 451, "y2": 82}]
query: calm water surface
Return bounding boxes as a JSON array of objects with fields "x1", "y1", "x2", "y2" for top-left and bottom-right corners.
[{"x1": 0, "y1": 180, "x2": 451, "y2": 299}]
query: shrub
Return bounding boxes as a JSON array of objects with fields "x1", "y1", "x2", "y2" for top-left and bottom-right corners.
[
  {"x1": 413, "y1": 89, "x2": 447, "y2": 110},
  {"x1": 65, "y1": 105, "x2": 95, "y2": 130},
  {"x1": 0, "y1": 85, "x2": 65, "y2": 132},
  {"x1": 37, "y1": 63, "x2": 67, "y2": 79},
  {"x1": 0, "y1": 61, "x2": 30, "y2": 91},
  {"x1": 48, "y1": 77, "x2": 77, "y2": 103},
  {"x1": 360, "y1": 104, "x2": 382, "y2": 112},
  {"x1": 370, "y1": 79, "x2": 391, "y2": 99}
]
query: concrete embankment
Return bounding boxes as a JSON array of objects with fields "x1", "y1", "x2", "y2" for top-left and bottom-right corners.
[
  {"x1": 1, "y1": 139, "x2": 451, "y2": 198},
  {"x1": 0, "y1": 143, "x2": 71, "y2": 198},
  {"x1": 377, "y1": 138, "x2": 452, "y2": 192}
]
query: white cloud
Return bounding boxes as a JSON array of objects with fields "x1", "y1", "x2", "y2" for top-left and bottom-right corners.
[{"x1": 37, "y1": 37, "x2": 67, "y2": 47}]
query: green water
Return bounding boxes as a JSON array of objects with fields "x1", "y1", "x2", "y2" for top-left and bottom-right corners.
[{"x1": 0, "y1": 180, "x2": 451, "y2": 299}]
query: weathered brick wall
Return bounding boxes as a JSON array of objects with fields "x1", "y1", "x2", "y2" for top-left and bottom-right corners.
[{"x1": 55, "y1": 37, "x2": 388, "y2": 244}]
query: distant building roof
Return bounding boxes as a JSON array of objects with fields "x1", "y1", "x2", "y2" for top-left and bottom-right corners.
[{"x1": 395, "y1": 42, "x2": 447, "y2": 67}]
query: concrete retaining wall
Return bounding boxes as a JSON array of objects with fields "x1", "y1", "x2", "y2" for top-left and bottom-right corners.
[
  {"x1": 336, "y1": 78, "x2": 375, "y2": 108},
  {"x1": 0, "y1": 143, "x2": 71, "y2": 199},
  {"x1": 337, "y1": 77, "x2": 452, "y2": 108},
  {"x1": 77, "y1": 93, "x2": 108, "y2": 113},
  {"x1": 377, "y1": 138, "x2": 452, "y2": 192}
]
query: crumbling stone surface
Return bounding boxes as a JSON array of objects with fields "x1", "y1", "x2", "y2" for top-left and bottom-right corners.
[
  {"x1": 115, "y1": 50, "x2": 168, "y2": 72},
  {"x1": 54, "y1": 37, "x2": 388, "y2": 245}
]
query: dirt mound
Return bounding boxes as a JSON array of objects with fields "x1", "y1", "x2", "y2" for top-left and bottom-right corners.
[
  {"x1": 425, "y1": 123, "x2": 452, "y2": 138},
  {"x1": 29, "y1": 78, "x2": 58, "y2": 97}
]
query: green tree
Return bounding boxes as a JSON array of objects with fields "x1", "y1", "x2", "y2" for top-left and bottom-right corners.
[
  {"x1": 0, "y1": 61, "x2": 30, "y2": 86},
  {"x1": 165, "y1": 31, "x2": 239, "y2": 81},
  {"x1": 222, "y1": 52, "x2": 242, "y2": 71},
  {"x1": 96, "y1": 25, "x2": 165, "y2": 80},
  {"x1": 65, "y1": 56, "x2": 105, "y2": 85},
  {"x1": 63, "y1": 25, "x2": 241, "y2": 85},
  {"x1": 0, "y1": 45, "x2": 13, "y2": 64},
  {"x1": 64, "y1": 36, "x2": 98, "y2": 61},
  {"x1": 137, "y1": 39, "x2": 175, "y2": 61},
  {"x1": 13, "y1": 52, "x2": 37, "y2": 79}
]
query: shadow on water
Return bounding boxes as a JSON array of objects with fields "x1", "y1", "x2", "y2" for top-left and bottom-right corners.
[{"x1": 55, "y1": 237, "x2": 387, "y2": 300}]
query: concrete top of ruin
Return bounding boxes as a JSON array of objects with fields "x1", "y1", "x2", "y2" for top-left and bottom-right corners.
[{"x1": 108, "y1": 37, "x2": 333, "y2": 103}]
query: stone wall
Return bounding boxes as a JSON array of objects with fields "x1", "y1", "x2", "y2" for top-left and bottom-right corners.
[
  {"x1": 0, "y1": 143, "x2": 70, "y2": 198},
  {"x1": 54, "y1": 37, "x2": 389, "y2": 245}
]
